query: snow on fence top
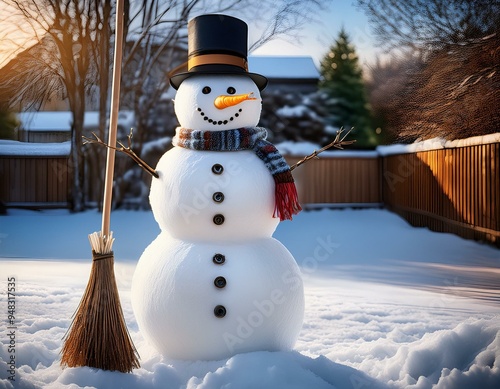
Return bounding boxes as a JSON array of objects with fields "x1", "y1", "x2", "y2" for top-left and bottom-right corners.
[
  {"x1": 377, "y1": 132, "x2": 500, "y2": 156},
  {"x1": 0, "y1": 140, "x2": 71, "y2": 156},
  {"x1": 278, "y1": 132, "x2": 500, "y2": 158},
  {"x1": 276, "y1": 141, "x2": 379, "y2": 158}
]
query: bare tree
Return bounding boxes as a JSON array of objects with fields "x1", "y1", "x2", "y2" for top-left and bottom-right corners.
[
  {"x1": 247, "y1": 0, "x2": 323, "y2": 51},
  {"x1": 396, "y1": 34, "x2": 499, "y2": 141},
  {"x1": 0, "y1": 0, "x2": 110, "y2": 211},
  {"x1": 356, "y1": 0, "x2": 499, "y2": 52},
  {"x1": 365, "y1": 52, "x2": 424, "y2": 142},
  {"x1": 359, "y1": 0, "x2": 500, "y2": 140}
]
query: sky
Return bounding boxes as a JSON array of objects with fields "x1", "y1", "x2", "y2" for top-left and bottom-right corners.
[{"x1": 252, "y1": 0, "x2": 380, "y2": 69}]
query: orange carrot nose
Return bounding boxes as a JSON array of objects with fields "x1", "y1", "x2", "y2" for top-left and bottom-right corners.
[{"x1": 214, "y1": 93, "x2": 256, "y2": 109}]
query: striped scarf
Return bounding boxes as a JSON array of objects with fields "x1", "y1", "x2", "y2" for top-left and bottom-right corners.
[{"x1": 173, "y1": 127, "x2": 301, "y2": 221}]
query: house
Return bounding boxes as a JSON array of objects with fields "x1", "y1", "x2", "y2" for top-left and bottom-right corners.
[{"x1": 247, "y1": 56, "x2": 320, "y2": 93}]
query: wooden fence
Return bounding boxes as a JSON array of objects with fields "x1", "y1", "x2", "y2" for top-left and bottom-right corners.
[
  {"x1": 0, "y1": 156, "x2": 72, "y2": 206},
  {"x1": 382, "y1": 143, "x2": 500, "y2": 247},
  {"x1": 1, "y1": 143, "x2": 499, "y2": 247},
  {"x1": 286, "y1": 154, "x2": 381, "y2": 206}
]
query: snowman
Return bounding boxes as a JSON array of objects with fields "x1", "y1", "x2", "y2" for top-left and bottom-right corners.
[{"x1": 131, "y1": 14, "x2": 304, "y2": 361}]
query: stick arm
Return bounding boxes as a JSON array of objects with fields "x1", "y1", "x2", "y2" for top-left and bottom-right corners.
[
  {"x1": 83, "y1": 131, "x2": 159, "y2": 178},
  {"x1": 290, "y1": 127, "x2": 356, "y2": 171}
]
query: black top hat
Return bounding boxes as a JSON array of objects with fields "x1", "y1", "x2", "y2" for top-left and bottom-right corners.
[{"x1": 169, "y1": 14, "x2": 268, "y2": 90}]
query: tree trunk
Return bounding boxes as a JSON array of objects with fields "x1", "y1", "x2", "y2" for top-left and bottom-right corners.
[
  {"x1": 68, "y1": 79, "x2": 87, "y2": 212},
  {"x1": 71, "y1": 109, "x2": 86, "y2": 211}
]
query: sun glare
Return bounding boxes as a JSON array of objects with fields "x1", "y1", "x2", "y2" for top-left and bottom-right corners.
[{"x1": 0, "y1": 3, "x2": 41, "y2": 67}]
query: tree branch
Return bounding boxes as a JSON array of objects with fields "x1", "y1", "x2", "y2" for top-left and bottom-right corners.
[
  {"x1": 290, "y1": 127, "x2": 356, "y2": 171},
  {"x1": 83, "y1": 129, "x2": 159, "y2": 178}
]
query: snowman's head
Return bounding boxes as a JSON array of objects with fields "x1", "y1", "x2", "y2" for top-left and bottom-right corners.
[{"x1": 174, "y1": 74, "x2": 262, "y2": 131}]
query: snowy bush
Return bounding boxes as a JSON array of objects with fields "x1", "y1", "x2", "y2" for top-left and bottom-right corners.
[{"x1": 260, "y1": 90, "x2": 333, "y2": 146}]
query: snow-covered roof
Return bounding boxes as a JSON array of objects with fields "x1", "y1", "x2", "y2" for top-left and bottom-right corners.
[
  {"x1": 248, "y1": 56, "x2": 319, "y2": 80},
  {"x1": 17, "y1": 111, "x2": 135, "y2": 132},
  {"x1": 0, "y1": 140, "x2": 71, "y2": 156}
]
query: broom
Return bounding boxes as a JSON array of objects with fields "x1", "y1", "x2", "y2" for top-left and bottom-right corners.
[{"x1": 61, "y1": 0, "x2": 140, "y2": 372}]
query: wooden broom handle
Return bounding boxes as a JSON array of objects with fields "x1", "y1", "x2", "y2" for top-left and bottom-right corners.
[{"x1": 102, "y1": 0, "x2": 125, "y2": 237}]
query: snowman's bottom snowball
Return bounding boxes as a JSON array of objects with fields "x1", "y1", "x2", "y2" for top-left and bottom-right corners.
[{"x1": 131, "y1": 233, "x2": 304, "y2": 361}]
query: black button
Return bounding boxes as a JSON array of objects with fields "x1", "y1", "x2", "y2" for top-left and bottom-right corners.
[
  {"x1": 214, "y1": 305, "x2": 226, "y2": 318},
  {"x1": 214, "y1": 276, "x2": 227, "y2": 288},
  {"x1": 212, "y1": 164, "x2": 224, "y2": 174},
  {"x1": 212, "y1": 192, "x2": 224, "y2": 203},
  {"x1": 213, "y1": 253, "x2": 225, "y2": 265},
  {"x1": 213, "y1": 214, "x2": 225, "y2": 225}
]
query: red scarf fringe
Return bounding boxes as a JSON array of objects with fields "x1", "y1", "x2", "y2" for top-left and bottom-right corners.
[{"x1": 274, "y1": 181, "x2": 302, "y2": 221}]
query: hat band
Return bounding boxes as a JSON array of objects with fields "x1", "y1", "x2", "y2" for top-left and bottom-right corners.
[{"x1": 188, "y1": 54, "x2": 248, "y2": 72}]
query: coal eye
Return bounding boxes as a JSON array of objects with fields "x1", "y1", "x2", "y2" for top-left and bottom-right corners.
[
  {"x1": 202, "y1": 86, "x2": 211, "y2": 94},
  {"x1": 227, "y1": 87, "x2": 236, "y2": 95}
]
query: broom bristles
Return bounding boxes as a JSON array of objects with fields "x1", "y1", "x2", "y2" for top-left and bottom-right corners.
[{"x1": 61, "y1": 231, "x2": 140, "y2": 372}]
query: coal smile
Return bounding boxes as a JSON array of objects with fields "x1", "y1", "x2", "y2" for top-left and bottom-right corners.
[{"x1": 197, "y1": 107, "x2": 243, "y2": 126}]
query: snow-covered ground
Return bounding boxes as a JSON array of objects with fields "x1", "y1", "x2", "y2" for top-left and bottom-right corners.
[{"x1": 0, "y1": 208, "x2": 499, "y2": 388}]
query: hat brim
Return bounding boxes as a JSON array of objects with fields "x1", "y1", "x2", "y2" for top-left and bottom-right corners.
[{"x1": 170, "y1": 69, "x2": 268, "y2": 91}]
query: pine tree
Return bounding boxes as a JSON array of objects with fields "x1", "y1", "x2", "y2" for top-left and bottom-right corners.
[{"x1": 320, "y1": 28, "x2": 377, "y2": 148}]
